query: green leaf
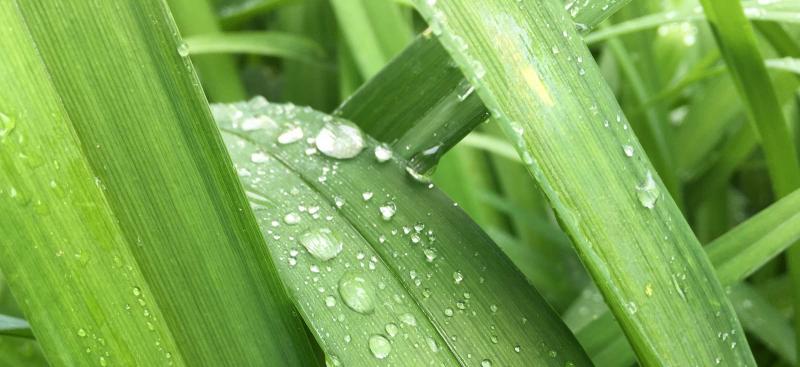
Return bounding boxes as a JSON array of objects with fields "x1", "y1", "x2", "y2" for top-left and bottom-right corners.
[
  {"x1": 766, "y1": 57, "x2": 800, "y2": 75},
  {"x1": 185, "y1": 31, "x2": 326, "y2": 63},
  {"x1": 0, "y1": 1, "x2": 317, "y2": 365},
  {"x1": 213, "y1": 99, "x2": 593, "y2": 366},
  {"x1": 412, "y1": 0, "x2": 755, "y2": 365}
]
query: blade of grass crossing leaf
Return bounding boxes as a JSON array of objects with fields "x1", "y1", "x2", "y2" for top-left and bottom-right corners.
[
  {"x1": 214, "y1": 100, "x2": 594, "y2": 366},
  {"x1": 412, "y1": 0, "x2": 755, "y2": 365},
  {"x1": 185, "y1": 32, "x2": 326, "y2": 64},
  {"x1": 337, "y1": 0, "x2": 635, "y2": 168},
  {"x1": 1, "y1": 1, "x2": 319, "y2": 365},
  {"x1": 166, "y1": 0, "x2": 247, "y2": 102}
]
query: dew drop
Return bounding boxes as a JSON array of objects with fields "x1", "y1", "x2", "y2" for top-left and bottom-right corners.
[
  {"x1": 399, "y1": 313, "x2": 417, "y2": 326},
  {"x1": 385, "y1": 323, "x2": 399, "y2": 337},
  {"x1": 0, "y1": 112, "x2": 16, "y2": 138},
  {"x1": 177, "y1": 41, "x2": 189, "y2": 57},
  {"x1": 299, "y1": 228, "x2": 342, "y2": 261},
  {"x1": 636, "y1": 171, "x2": 660, "y2": 209},
  {"x1": 338, "y1": 273, "x2": 375, "y2": 314},
  {"x1": 481, "y1": 359, "x2": 492, "y2": 367},
  {"x1": 77, "y1": 328, "x2": 87, "y2": 337},
  {"x1": 453, "y1": 272, "x2": 463, "y2": 284},
  {"x1": 368, "y1": 334, "x2": 391, "y2": 359},
  {"x1": 316, "y1": 121, "x2": 365, "y2": 159},
  {"x1": 374, "y1": 144, "x2": 393, "y2": 162},
  {"x1": 283, "y1": 212, "x2": 301, "y2": 225},
  {"x1": 423, "y1": 248, "x2": 438, "y2": 262},
  {"x1": 362, "y1": 192, "x2": 373, "y2": 201},
  {"x1": 277, "y1": 126, "x2": 304, "y2": 145},
  {"x1": 325, "y1": 295, "x2": 336, "y2": 308},
  {"x1": 623, "y1": 145, "x2": 634, "y2": 157},
  {"x1": 379, "y1": 202, "x2": 396, "y2": 221}
]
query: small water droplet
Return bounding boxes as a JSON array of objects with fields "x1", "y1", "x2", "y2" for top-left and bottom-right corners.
[
  {"x1": 636, "y1": 171, "x2": 660, "y2": 209},
  {"x1": 453, "y1": 272, "x2": 463, "y2": 284},
  {"x1": 379, "y1": 202, "x2": 396, "y2": 221},
  {"x1": 481, "y1": 359, "x2": 492, "y2": 367},
  {"x1": 368, "y1": 334, "x2": 391, "y2": 359},
  {"x1": 444, "y1": 308, "x2": 454, "y2": 317},
  {"x1": 325, "y1": 295, "x2": 336, "y2": 308},
  {"x1": 623, "y1": 145, "x2": 634, "y2": 157},
  {"x1": 374, "y1": 144, "x2": 393, "y2": 162},
  {"x1": 77, "y1": 328, "x2": 87, "y2": 337},
  {"x1": 316, "y1": 121, "x2": 365, "y2": 159},
  {"x1": 177, "y1": 41, "x2": 189, "y2": 57},
  {"x1": 284, "y1": 212, "x2": 301, "y2": 225},
  {"x1": 0, "y1": 112, "x2": 16, "y2": 138},
  {"x1": 277, "y1": 126, "x2": 304, "y2": 144},
  {"x1": 362, "y1": 192, "x2": 373, "y2": 201},
  {"x1": 338, "y1": 273, "x2": 375, "y2": 314},
  {"x1": 385, "y1": 323, "x2": 398, "y2": 337},
  {"x1": 423, "y1": 248, "x2": 438, "y2": 262},
  {"x1": 399, "y1": 313, "x2": 417, "y2": 326}
]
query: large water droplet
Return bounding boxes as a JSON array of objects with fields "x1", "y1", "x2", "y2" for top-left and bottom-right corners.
[
  {"x1": 636, "y1": 171, "x2": 660, "y2": 209},
  {"x1": 299, "y1": 228, "x2": 342, "y2": 261},
  {"x1": 338, "y1": 273, "x2": 375, "y2": 314},
  {"x1": 316, "y1": 121, "x2": 365, "y2": 159},
  {"x1": 368, "y1": 334, "x2": 391, "y2": 359}
]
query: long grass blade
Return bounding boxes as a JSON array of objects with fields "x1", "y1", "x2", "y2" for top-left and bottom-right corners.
[
  {"x1": 0, "y1": 1, "x2": 318, "y2": 365},
  {"x1": 412, "y1": 0, "x2": 755, "y2": 365}
]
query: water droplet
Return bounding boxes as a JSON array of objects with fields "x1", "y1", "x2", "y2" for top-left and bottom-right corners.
[
  {"x1": 423, "y1": 248, "x2": 438, "y2": 262},
  {"x1": 405, "y1": 166, "x2": 432, "y2": 183},
  {"x1": 444, "y1": 308, "x2": 454, "y2": 317},
  {"x1": 645, "y1": 283, "x2": 654, "y2": 297},
  {"x1": 399, "y1": 313, "x2": 417, "y2": 326},
  {"x1": 626, "y1": 301, "x2": 638, "y2": 314},
  {"x1": 277, "y1": 126, "x2": 304, "y2": 145},
  {"x1": 623, "y1": 145, "x2": 634, "y2": 157},
  {"x1": 362, "y1": 192, "x2": 373, "y2": 201},
  {"x1": 0, "y1": 112, "x2": 16, "y2": 138},
  {"x1": 385, "y1": 323, "x2": 398, "y2": 337},
  {"x1": 299, "y1": 228, "x2": 342, "y2": 261},
  {"x1": 177, "y1": 41, "x2": 189, "y2": 57},
  {"x1": 453, "y1": 271, "x2": 463, "y2": 284},
  {"x1": 636, "y1": 171, "x2": 660, "y2": 209},
  {"x1": 325, "y1": 295, "x2": 336, "y2": 308},
  {"x1": 374, "y1": 144, "x2": 393, "y2": 162},
  {"x1": 338, "y1": 273, "x2": 375, "y2": 314},
  {"x1": 368, "y1": 334, "x2": 391, "y2": 359},
  {"x1": 133, "y1": 287, "x2": 142, "y2": 297},
  {"x1": 427, "y1": 337, "x2": 440, "y2": 352},
  {"x1": 316, "y1": 121, "x2": 365, "y2": 159},
  {"x1": 250, "y1": 151, "x2": 269, "y2": 163},
  {"x1": 481, "y1": 359, "x2": 492, "y2": 367},
  {"x1": 284, "y1": 212, "x2": 301, "y2": 225},
  {"x1": 379, "y1": 202, "x2": 396, "y2": 221},
  {"x1": 77, "y1": 328, "x2": 87, "y2": 337}
]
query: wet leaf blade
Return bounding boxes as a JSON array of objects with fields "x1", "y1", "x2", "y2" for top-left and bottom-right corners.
[
  {"x1": 411, "y1": 0, "x2": 755, "y2": 365},
  {"x1": 214, "y1": 100, "x2": 593, "y2": 366},
  {"x1": 0, "y1": 1, "x2": 317, "y2": 366}
]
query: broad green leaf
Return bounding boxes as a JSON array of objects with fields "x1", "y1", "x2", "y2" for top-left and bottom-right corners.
[
  {"x1": 213, "y1": 99, "x2": 593, "y2": 366},
  {"x1": 0, "y1": 1, "x2": 317, "y2": 365},
  {"x1": 185, "y1": 32, "x2": 326, "y2": 63},
  {"x1": 412, "y1": 0, "x2": 755, "y2": 365}
]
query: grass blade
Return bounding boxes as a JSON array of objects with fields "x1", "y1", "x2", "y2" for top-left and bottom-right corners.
[
  {"x1": 0, "y1": 1, "x2": 318, "y2": 365},
  {"x1": 185, "y1": 32, "x2": 326, "y2": 63},
  {"x1": 412, "y1": 0, "x2": 755, "y2": 365},
  {"x1": 0, "y1": 315, "x2": 32, "y2": 339},
  {"x1": 213, "y1": 99, "x2": 594, "y2": 366}
]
